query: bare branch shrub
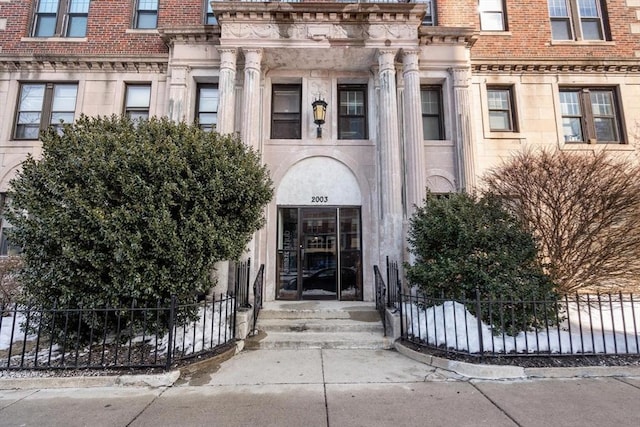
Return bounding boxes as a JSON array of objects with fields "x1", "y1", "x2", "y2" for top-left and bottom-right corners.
[
  {"x1": 0, "y1": 256, "x2": 22, "y2": 306},
  {"x1": 483, "y1": 149, "x2": 640, "y2": 294}
]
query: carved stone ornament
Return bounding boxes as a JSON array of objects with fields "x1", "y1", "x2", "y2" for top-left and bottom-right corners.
[{"x1": 449, "y1": 67, "x2": 471, "y2": 87}]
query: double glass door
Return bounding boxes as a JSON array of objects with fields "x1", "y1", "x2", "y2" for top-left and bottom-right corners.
[{"x1": 277, "y1": 207, "x2": 362, "y2": 300}]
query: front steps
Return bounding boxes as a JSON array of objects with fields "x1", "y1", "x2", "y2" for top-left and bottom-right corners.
[{"x1": 248, "y1": 301, "x2": 391, "y2": 350}]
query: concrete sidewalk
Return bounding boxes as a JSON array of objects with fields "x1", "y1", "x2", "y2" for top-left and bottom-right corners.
[{"x1": 1, "y1": 348, "x2": 640, "y2": 426}]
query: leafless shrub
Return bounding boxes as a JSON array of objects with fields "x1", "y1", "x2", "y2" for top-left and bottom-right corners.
[
  {"x1": 483, "y1": 149, "x2": 640, "y2": 295},
  {"x1": 0, "y1": 256, "x2": 22, "y2": 307}
]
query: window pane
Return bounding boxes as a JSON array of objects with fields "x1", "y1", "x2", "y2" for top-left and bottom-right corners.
[
  {"x1": 51, "y1": 112, "x2": 75, "y2": 124},
  {"x1": 339, "y1": 117, "x2": 366, "y2": 139},
  {"x1": 422, "y1": 116, "x2": 441, "y2": 140},
  {"x1": 272, "y1": 121, "x2": 300, "y2": 139},
  {"x1": 34, "y1": 15, "x2": 57, "y2": 37},
  {"x1": 136, "y1": 12, "x2": 157, "y2": 29},
  {"x1": 340, "y1": 91, "x2": 364, "y2": 116},
  {"x1": 67, "y1": 16, "x2": 87, "y2": 37},
  {"x1": 487, "y1": 90, "x2": 509, "y2": 110},
  {"x1": 548, "y1": 0, "x2": 569, "y2": 17},
  {"x1": 198, "y1": 113, "x2": 217, "y2": 130},
  {"x1": 421, "y1": 90, "x2": 440, "y2": 115},
  {"x1": 481, "y1": 0, "x2": 503, "y2": 9},
  {"x1": 562, "y1": 117, "x2": 583, "y2": 142},
  {"x1": 594, "y1": 118, "x2": 616, "y2": 141},
  {"x1": 126, "y1": 86, "x2": 151, "y2": 108},
  {"x1": 129, "y1": 111, "x2": 149, "y2": 121},
  {"x1": 69, "y1": 0, "x2": 90, "y2": 13},
  {"x1": 16, "y1": 113, "x2": 42, "y2": 139},
  {"x1": 273, "y1": 89, "x2": 300, "y2": 113},
  {"x1": 581, "y1": 19, "x2": 603, "y2": 40},
  {"x1": 590, "y1": 91, "x2": 613, "y2": 116},
  {"x1": 489, "y1": 111, "x2": 511, "y2": 131},
  {"x1": 199, "y1": 87, "x2": 219, "y2": 112},
  {"x1": 139, "y1": 0, "x2": 158, "y2": 10},
  {"x1": 560, "y1": 92, "x2": 580, "y2": 116},
  {"x1": 551, "y1": 20, "x2": 572, "y2": 39},
  {"x1": 38, "y1": 0, "x2": 60, "y2": 13},
  {"x1": 481, "y1": 13, "x2": 504, "y2": 31},
  {"x1": 578, "y1": 0, "x2": 599, "y2": 17},
  {"x1": 52, "y1": 85, "x2": 78, "y2": 111},
  {"x1": 19, "y1": 84, "x2": 45, "y2": 111}
]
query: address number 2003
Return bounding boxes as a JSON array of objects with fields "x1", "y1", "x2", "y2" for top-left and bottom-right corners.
[{"x1": 311, "y1": 196, "x2": 328, "y2": 203}]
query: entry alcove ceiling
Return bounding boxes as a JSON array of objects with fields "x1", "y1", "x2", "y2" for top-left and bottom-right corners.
[{"x1": 213, "y1": 2, "x2": 427, "y2": 70}]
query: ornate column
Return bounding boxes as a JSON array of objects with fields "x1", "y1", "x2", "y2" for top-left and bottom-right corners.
[
  {"x1": 217, "y1": 48, "x2": 237, "y2": 135},
  {"x1": 167, "y1": 65, "x2": 189, "y2": 122},
  {"x1": 402, "y1": 49, "x2": 426, "y2": 215},
  {"x1": 449, "y1": 67, "x2": 476, "y2": 192},
  {"x1": 377, "y1": 49, "x2": 403, "y2": 262},
  {"x1": 240, "y1": 48, "x2": 263, "y2": 150}
]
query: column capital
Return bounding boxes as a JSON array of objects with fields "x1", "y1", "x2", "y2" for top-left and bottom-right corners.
[
  {"x1": 218, "y1": 48, "x2": 237, "y2": 71},
  {"x1": 402, "y1": 49, "x2": 420, "y2": 74},
  {"x1": 377, "y1": 49, "x2": 398, "y2": 73},
  {"x1": 449, "y1": 67, "x2": 471, "y2": 87},
  {"x1": 243, "y1": 48, "x2": 263, "y2": 72}
]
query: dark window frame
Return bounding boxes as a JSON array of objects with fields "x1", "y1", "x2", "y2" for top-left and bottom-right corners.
[
  {"x1": 133, "y1": 0, "x2": 158, "y2": 29},
  {"x1": 13, "y1": 82, "x2": 78, "y2": 140},
  {"x1": 204, "y1": 0, "x2": 216, "y2": 25},
  {"x1": 548, "y1": 0, "x2": 608, "y2": 41},
  {"x1": 271, "y1": 84, "x2": 302, "y2": 140},
  {"x1": 338, "y1": 84, "x2": 368, "y2": 140},
  {"x1": 32, "y1": 0, "x2": 90, "y2": 38},
  {"x1": 124, "y1": 84, "x2": 151, "y2": 121},
  {"x1": 479, "y1": 0, "x2": 508, "y2": 31},
  {"x1": 196, "y1": 83, "x2": 218, "y2": 132},
  {"x1": 420, "y1": 85, "x2": 444, "y2": 140},
  {"x1": 487, "y1": 86, "x2": 518, "y2": 132},
  {"x1": 559, "y1": 87, "x2": 624, "y2": 144}
]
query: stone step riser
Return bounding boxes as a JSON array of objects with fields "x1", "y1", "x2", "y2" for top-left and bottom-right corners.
[
  {"x1": 255, "y1": 341, "x2": 389, "y2": 350},
  {"x1": 257, "y1": 323, "x2": 384, "y2": 333},
  {"x1": 258, "y1": 311, "x2": 359, "y2": 320}
]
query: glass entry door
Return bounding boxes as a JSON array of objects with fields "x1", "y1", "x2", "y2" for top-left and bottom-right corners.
[{"x1": 277, "y1": 207, "x2": 362, "y2": 300}]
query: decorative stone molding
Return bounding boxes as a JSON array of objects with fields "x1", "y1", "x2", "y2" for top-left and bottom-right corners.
[
  {"x1": 222, "y1": 22, "x2": 418, "y2": 41},
  {"x1": 401, "y1": 49, "x2": 420, "y2": 74},
  {"x1": 472, "y1": 62, "x2": 640, "y2": 73},
  {"x1": 419, "y1": 27, "x2": 478, "y2": 48},
  {"x1": 159, "y1": 26, "x2": 221, "y2": 45},
  {"x1": 0, "y1": 58, "x2": 167, "y2": 73},
  {"x1": 219, "y1": 48, "x2": 237, "y2": 71},
  {"x1": 242, "y1": 48, "x2": 263, "y2": 71},
  {"x1": 449, "y1": 67, "x2": 472, "y2": 87}
]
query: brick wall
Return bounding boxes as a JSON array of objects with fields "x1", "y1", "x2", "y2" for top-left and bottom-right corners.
[{"x1": 0, "y1": 0, "x2": 204, "y2": 57}]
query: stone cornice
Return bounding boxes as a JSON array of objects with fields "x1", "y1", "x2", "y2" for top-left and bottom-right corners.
[
  {"x1": 419, "y1": 26, "x2": 478, "y2": 48},
  {"x1": 0, "y1": 57, "x2": 168, "y2": 73},
  {"x1": 159, "y1": 25, "x2": 221, "y2": 45},
  {"x1": 473, "y1": 60, "x2": 640, "y2": 73}
]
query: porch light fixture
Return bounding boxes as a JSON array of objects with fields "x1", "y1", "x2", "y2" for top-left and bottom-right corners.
[{"x1": 312, "y1": 98, "x2": 327, "y2": 138}]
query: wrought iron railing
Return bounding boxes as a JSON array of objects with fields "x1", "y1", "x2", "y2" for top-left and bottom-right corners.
[
  {"x1": 373, "y1": 265, "x2": 387, "y2": 335},
  {"x1": 251, "y1": 264, "x2": 265, "y2": 335},
  {"x1": 0, "y1": 294, "x2": 236, "y2": 370},
  {"x1": 401, "y1": 290, "x2": 640, "y2": 357},
  {"x1": 234, "y1": 259, "x2": 252, "y2": 309}
]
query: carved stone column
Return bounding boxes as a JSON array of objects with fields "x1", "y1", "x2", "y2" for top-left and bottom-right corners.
[
  {"x1": 450, "y1": 67, "x2": 476, "y2": 192},
  {"x1": 167, "y1": 65, "x2": 189, "y2": 122},
  {"x1": 377, "y1": 49, "x2": 403, "y2": 262},
  {"x1": 217, "y1": 48, "x2": 237, "y2": 135},
  {"x1": 241, "y1": 48, "x2": 263, "y2": 150},
  {"x1": 402, "y1": 49, "x2": 426, "y2": 215}
]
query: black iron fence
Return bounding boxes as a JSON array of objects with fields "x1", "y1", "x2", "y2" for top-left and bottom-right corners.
[
  {"x1": 401, "y1": 290, "x2": 640, "y2": 357},
  {"x1": 234, "y1": 259, "x2": 252, "y2": 309},
  {"x1": 0, "y1": 294, "x2": 236, "y2": 370},
  {"x1": 373, "y1": 265, "x2": 387, "y2": 335},
  {"x1": 251, "y1": 264, "x2": 265, "y2": 335},
  {"x1": 386, "y1": 257, "x2": 401, "y2": 310}
]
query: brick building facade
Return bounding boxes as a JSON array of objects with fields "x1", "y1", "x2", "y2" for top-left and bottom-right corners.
[{"x1": 1, "y1": 1, "x2": 639, "y2": 302}]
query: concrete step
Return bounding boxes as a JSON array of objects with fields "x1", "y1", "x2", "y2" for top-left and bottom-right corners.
[{"x1": 250, "y1": 300, "x2": 389, "y2": 350}]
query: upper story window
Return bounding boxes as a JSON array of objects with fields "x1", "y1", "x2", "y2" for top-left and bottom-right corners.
[
  {"x1": 338, "y1": 85, "x2": 368, "y2": 140},
  {"x1": 14, "y1": 83, "x2": 78, "y2": 140},
  {"x1": 196, "y1": 84, "x2": 218, "y2": 132},
  {"x1": 487, "y1": 86, "x2": 517, "y2": 132},
  {"x1": 559, "y1": 87, "x2": 622, "y2": 144},
  {"x1": 205, "y1": 1, "x2": 217, "y2": 25},
  {"x1": 134, "y1": 0, "x2": 158, "y2": 29},
  {"x1": 417, "y1": 0, "x2": 436, "y2": 26},
  {"x1": 271, "y1": 84, "x2": 301, "y2": 139},
  {"x1": 479, "y1": 0, "x2": 507, "y2": 31},
  {"x1": 32, "y1": 0, "x2": 90, "y2": 37},
  {"x1": 421, "y1": 86, "x2": 444, "y2": 140},
  {"x1": 124, "y1": 84, "x2": 151, "y2": 120},
  {"x1": 548, "y1": 0, "x2": 606, "y2": 41}
]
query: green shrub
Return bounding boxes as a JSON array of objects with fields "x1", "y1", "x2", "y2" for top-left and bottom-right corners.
[
  {"x1": 7, "y1": 115, "x2": 273, "y2": 342},
  {"x1": 405, "y1": 192, "x2": 558, "y2": 334}
]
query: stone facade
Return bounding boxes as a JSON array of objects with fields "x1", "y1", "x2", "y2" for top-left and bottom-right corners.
[{"x1": 1, "y1": 1, "x2": 639, "y2": 302}]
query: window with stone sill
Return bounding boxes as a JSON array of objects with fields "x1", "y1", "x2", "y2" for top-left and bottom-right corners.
[
  {"x1": 134, "y1": 0, "x2": 158, "y2": 29},
  {"x1": 124, "y1": 84, "x2": 151, "y2": 121},
  {"x1": 32, "y1": 0, "x2": 90, "y2": 38},
  {"x1": 559, "y1": 87, "x2": 623, "y2": 144},
  {"x1": 548, "y1": 0, "x2": 608, "y2": 41},
  {"x1": 271, "y1": 84, "x2": 301, "y2": 139},
  {"x1": 479, "y1": 0, "x2": 507, "y2": 31},
  {"x1": 421, "y1": 86, "x2": 444, "y2": 140},
  {"x1": 338, "y1": 85, "x2": 368, "y2": 140},
  {"x1": 487, "y1": 86, "x2": 517, "y2": 132},
  {"x1": 204, "y1": 1, "x2": 217, "y2": 25},
  {"x1": 14, "y1": 82, "x2": 78, "y2": 140},
  {"x1": 196, "y1": 84, "x2": 218, "y2": 132}
]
